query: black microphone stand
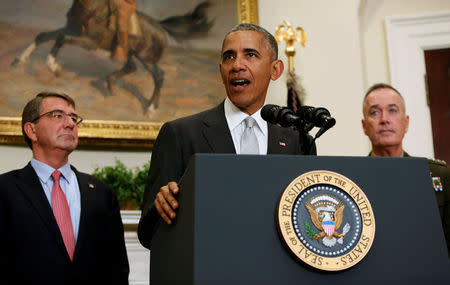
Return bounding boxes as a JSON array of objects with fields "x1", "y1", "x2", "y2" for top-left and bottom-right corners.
[
  {"x1": 291, "y1": 109, "x2": 335, "y2": 155},
  {"x1": 290, "y1": 116, "x2": 316, "y2": 155}
]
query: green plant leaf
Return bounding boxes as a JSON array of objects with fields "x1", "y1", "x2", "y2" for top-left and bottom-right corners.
[{"x1": 92, "y1": 159, "x2": 150, "y2": 210}]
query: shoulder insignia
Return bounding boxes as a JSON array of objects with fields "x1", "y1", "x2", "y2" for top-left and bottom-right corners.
[{"x1": 432, "y1": 177, "x2": 443, "y2": 192}]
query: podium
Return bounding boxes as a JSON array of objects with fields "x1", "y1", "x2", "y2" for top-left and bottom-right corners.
[{"x1": 151, "y1": 154, "x2": 449, "y2": 284}]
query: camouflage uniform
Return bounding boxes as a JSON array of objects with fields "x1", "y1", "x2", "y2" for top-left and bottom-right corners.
[
  {"x1": 424, "y1": 156, "x2": 450, "y2": 256},
  {"x1": 370, "y1": 151, "x2": 450, "y2": 255}
]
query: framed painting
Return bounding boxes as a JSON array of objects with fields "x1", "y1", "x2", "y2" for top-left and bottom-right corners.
[{"x1": 0, "y1": 0, "x2": 258, "y2": 148}]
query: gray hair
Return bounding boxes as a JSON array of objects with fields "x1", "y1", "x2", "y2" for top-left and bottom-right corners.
[{"x1": 363, "y1": 83, "x2": 406, "y2": 114}]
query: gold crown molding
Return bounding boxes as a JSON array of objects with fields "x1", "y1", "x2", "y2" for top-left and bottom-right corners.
[
  {"x1": 0, "y1": 117, "x2": 161, "y2": 149},
  {"x1": 238, "y1": 0, "x2": 259, "y2": 24}
]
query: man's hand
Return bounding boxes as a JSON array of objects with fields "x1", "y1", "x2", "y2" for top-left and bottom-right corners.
[{"x1": 154, "y1": 181, "x2": 179, "y2": 225}]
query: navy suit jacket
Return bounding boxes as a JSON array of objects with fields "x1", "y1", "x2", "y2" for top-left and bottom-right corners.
[
  {"x1": 0, "y1": 163, "x2": 129, "y2": 284},
  {"x1": 138, "y1": 102, "x2": 316, "y2": 249}
]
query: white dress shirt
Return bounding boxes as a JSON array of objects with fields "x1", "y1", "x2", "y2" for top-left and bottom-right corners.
[{"x1": 224, "y1": 97, "x2": 268, "y2": 154}]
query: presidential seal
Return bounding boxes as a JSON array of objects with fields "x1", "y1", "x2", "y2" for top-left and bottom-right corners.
[{"x1": 277, "y1": 170, "x2": 375, "y2": 271}]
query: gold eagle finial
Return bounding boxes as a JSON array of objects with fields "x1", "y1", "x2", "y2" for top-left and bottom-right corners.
[{"x1": 275, "y1": 20, "x2": 306, "y2": 72}]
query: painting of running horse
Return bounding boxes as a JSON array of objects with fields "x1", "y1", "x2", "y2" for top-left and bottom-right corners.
[{"x1": 0, "y1": 0, "x2": 236, "y2": 122}]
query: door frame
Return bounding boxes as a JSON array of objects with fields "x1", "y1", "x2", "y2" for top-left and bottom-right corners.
[{"x1": 385, "y1": 11, "x2": 450, "y2": 158}]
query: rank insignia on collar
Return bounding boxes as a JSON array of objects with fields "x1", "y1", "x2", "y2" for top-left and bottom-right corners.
[{"x1": 432, "y1": 177, "x2": 443, "y2": 192}]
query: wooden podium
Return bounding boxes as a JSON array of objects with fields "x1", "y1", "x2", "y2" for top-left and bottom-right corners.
[{"x1": 150, "y1": 154, "x2": 449, "y2": 284}]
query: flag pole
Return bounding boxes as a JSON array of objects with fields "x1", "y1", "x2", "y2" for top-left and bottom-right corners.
[{"x1": 275, "y1": 20, "x2": 306, "y2": 112}]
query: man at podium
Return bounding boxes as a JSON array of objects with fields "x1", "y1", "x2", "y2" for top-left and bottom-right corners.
[
  {"x1": 361, "y1": 83, "x2": 450, "y2": 254},
  {"x1": 138, "y1": 23, "x2": 316, "y2": 249}
]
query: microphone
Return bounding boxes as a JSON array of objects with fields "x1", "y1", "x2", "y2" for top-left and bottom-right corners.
[
  {"x1": 262, "y1": 104, "x2": 336, "y2": 139},
  {"x1": 297, "y1": 105, "x2": 336, "y2": 139},
  {"x1": 297, "y1": 106, "x2": 336, "y2": 130},
  {"x1": 261, "y1": 104, "x2": 302, "y2": 127}
]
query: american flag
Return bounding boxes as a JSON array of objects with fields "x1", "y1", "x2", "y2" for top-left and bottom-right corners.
[{"x1": 286, "y1": 71, "x2": 305, "y2": 112}]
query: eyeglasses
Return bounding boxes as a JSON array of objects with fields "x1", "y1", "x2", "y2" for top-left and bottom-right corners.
[{"x1": 31, "y1": 109, "x2": 83, "y2": 125}]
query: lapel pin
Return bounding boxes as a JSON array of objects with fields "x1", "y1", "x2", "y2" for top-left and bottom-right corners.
[
  {"x1": 279, "y1": 141, "x2": 286, "y2": 147},
  {"x1": 88, "y1": 183, "x2": 95, "y2": 189}
]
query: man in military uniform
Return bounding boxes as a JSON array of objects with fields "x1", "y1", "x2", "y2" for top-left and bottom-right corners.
[{"x1": 362, "y1": 83, "x2": 450, "y2": 255}]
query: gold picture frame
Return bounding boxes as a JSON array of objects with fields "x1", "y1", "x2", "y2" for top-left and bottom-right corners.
[{"x1": 0, "y1": 0, "x2": 258, "y2": 149}]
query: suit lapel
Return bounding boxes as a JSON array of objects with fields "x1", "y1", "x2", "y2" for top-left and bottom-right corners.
[
  {"x1": 15, "y1": 164, "x2": 69, "y2": 258},
  {"x1": 201, "y1": 103, "x2": 298, "y2": 154},
  {"x1": 267, "y1": 124, "x2": 297, "y2": 154},
  {"x1": 72, "y1": 168, "x2": 93, "y2": 260},
  {"x1": 202, "y1": 102, "x2": 236, "y2": 153}
]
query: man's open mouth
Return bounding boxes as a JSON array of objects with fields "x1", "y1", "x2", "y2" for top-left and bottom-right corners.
[{"x1": 231, "y1": 79, "x2": 250, "y2": 86}]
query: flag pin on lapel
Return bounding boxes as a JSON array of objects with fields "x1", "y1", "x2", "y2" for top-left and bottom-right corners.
[
  {"x1": 279, "y1": 141, "x2": 286, "y2": 147},
  {"x1": 88, "y1": 183, "x2": 95, "y2": 189}
]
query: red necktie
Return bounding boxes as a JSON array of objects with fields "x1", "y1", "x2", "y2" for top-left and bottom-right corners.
[{"x1": 51, "y1": 170, "x2": 75, "y2": 261}]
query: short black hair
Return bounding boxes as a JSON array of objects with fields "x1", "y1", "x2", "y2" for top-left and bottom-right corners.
[{"x1": 222, "y1": 23, "x2": 278, "y2": 60}]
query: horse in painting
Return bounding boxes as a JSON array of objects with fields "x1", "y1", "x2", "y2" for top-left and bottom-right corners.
[{"x1": 12, "y1": 0, "x2": 213, "y2": 112}]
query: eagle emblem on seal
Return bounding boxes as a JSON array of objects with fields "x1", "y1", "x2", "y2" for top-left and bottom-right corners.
[{"x1": 305, "y1": 194, "x2": 351, "y2": 247}]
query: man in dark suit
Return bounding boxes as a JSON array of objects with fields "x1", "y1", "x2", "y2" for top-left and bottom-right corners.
[
  {"x1": 138, "y1": 23, "x2": 316, "y2": 249},
  {"x1": 0, "y1": 92, "x2": 129, "y2": 284},
  {"x1": 362, "y1": 83, "x2": 450, "y2": 255}
]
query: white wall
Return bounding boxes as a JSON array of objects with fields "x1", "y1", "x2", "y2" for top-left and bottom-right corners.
[
  {"x1": 260, "y1": 0, "x2": 450, "y2": 157},
  {"x1": 1, "y1": 0, "x2": 450, "y2": 174},
  {"x1": 362, "y1": 0, "x2": 450, "y2": 158},
  {"x1": 363, "y1": 0, "x2": 450, "y2": 86},
  {"x1": 260, "y1": 0, "x2": 368, "y2": 156}
]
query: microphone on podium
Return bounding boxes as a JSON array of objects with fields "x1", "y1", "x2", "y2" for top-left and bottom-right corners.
[{"x1": 261, "y1": 104, "x2": 336, "y2": 139}]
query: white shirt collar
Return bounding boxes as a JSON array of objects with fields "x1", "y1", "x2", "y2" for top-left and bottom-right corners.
[{"x1": 224, "y1": 97, "x2": 268, "y2": 135}]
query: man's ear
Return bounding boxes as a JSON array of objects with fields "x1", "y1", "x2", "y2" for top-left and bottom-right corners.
[
  {"x1": 361, "y1": 119, "x2": 368, "y2": 136},
  {"x1": 24, "y1": 122, "x2": 37, "y2": 143},
  {"x1": 270, "y1": 59, "x2": 284, "y2": 81},
  {"x1": 404, "y1": 115, "x2": 410, "y2": 133}
]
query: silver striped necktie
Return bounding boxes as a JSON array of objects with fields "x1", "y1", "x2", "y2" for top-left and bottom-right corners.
[{"x1": 240, "y1": 117, "x2": 259, "y2": 154}]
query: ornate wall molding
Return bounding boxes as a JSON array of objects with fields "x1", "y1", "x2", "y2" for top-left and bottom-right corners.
[
  {"x1": 238, "y1": 0, "x2": 259, "y2": 24},
  {"x1": 0, "y1": 117, "x2": 161, "y2": 149}
]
